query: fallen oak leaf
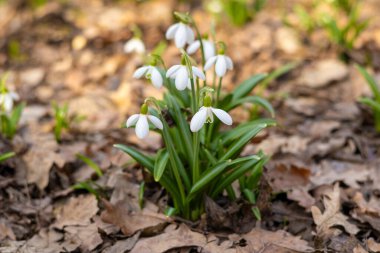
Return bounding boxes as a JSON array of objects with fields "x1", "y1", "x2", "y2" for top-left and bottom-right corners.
[
  {"x1": 53, "y1": 194, "x2": 99, "y2": 229},
  {"x1": 367, "y1": 238, "x2": 380, "y2": 252},
  {"x1": 100, "y1": 199, "x2": 170, "y2": 236},
  {"x1": 311, "y1": 183, "x2": 359, "y2": 238},
  {"x1": 240, "y1": 228, "x2": 314, "y2": 253}
]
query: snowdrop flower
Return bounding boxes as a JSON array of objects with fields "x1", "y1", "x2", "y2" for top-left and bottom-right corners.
[
  {"x1": 187, "y1": 39, "x2": 215, "y2": 61},
  {"x1": 190, "y1": 96, "x2": 233, "y2": 132},
  {"x1": 204, "y1": 54, "x2": 233, "y2": 77},
  {"x1": 166, "y1": 64, "x2": 205, "y2": 91},
  {"x1": 133, "y1": 65, "x2": 163, "y2": 89},
  {"x1": 126, "y1": 103, "x2": 163, "y2": 139},
  {"x1": 0, "y1": 91, "x2": 19, "y2": 113},
  {"x1": 166, "y1": 22, "x2": 195, "y2": 48},
  {"x1": 124, "y1": 37, "x2": 145, "y2": 54}
]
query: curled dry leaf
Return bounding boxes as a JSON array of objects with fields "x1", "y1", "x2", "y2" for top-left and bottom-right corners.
[{"x1": 311, "y1": 183, "x2": 359, "y2": 238}]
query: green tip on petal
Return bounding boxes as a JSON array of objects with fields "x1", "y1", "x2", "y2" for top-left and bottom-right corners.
[
  {"x1": 140, "y1": 103, "x2": 148, "y2": 114},
  {"x1": 204, "y1": 95, "x2": 212, "y2": 107}
]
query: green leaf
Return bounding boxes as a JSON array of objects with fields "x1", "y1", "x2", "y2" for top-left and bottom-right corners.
[
  {"x1": 139, "y1": 182, "x2": 145, "y2": 209},
  {"x1": 219, "y1": 125, "x2": 268, "y2": 160},
  {"x1": 0, "y1": 151, "x2": 15, "y2": 163},
  {"x1": 218, "y1": 118, "x2": 276, "y2": 145},
  {"x1": 188, "y1": 156, "x2": 259, "y2": 200},
  {"x1": 227, "y1": 96, "x2": 275, "y2": 117},
  {"x1": 232, "y1": 74, "x2": 267, "y2": 100},
  {"x1": 359, "y1": 97, "x2": 380, "y2": 112},
  {"x1": 243, "y1": 189, "x2": 256, "y2": 204},
  {"x1": 252, "y1": 207, "x2": 261, "y2": 220},
  {"x1": 356, "y1": 65, "x2": 380, "y2": 102},
  {"x1": 72, "y1": 181, "x2": 100, "y2": 199},
  {"x1": 210, "y1": 157, "x2": 262, "y2": 198},
  {"x1": 154, "y1": 149, "x2": 170, "y2": 182},
  {"x1": 76, "y1": 153, "x2": 103, "y2": 177},
  {"x1": 113, "y1": 144, "x2": 154, "y2": 172}
]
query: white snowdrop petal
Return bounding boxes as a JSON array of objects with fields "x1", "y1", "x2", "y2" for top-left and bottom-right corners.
[
  {"x1": 204, "y1": 56, "x2": 217, "y2": 70},
  {"x1": 204, "y1": 41, "x2": 216, "y2": 61},
  {"x1": 10, "y1": 92, "x2": 19, "y2": 101},
  {"x1": 215, "y1": 56, "x2": 227, "y2": 77},
  {"x1": 190, "y1": 107, "x2": 207, "y2": 132},
  {"x1": 166, "y1": 65, "x2": 181, "y2": 78},
  {"x1": 225, "y1": 56, "x2": 233, "y2": 70},
  {"x1": 151, "y1": 68, "x2": 163, "y2": 88},
  {"x1": 185, "y1": 26, "x2": 195, "y2": 44},
  {"x1": 192, "y1": 67, "x2": 205, "y2": 80},
  {"x1": 211, "y1": 108, "x2": 233, "y2": 125},
  {"x1": 124, "y1": 38, "x2": 145, "y2": 54},
  {"x1": 186, "y1": 40, "x2": 201, "y2": 55},
  {"x1": 166, "y1": 23, "x2": 179, "y2": 39},
  {"x1": 187, "y1": 79, "x2": 192, "y2": 90},
  {"x1": 3, "y1": 96, "x2": 13, "y2": 112},
  {"x1": 175, "y1": 24, "x2": 187, "y2": 48},
  {"x1": 133, "y1": 66, "x2": 149, "y2": 78},
  {"x1": 136, "y1": 115, "x2": 149, "y2": 139},
  {"x1": 206, "y1": 107, "x2": 214, "y2": 123},
  {"x1": 126, "y1": 114, "x2": 140, "y2": 127},
  {"x1": 148, "y1": 115, "x2": 163, "y2": 130},
  {"x1": 175, "y1": 67, "x2": 188, "y2": 90}
]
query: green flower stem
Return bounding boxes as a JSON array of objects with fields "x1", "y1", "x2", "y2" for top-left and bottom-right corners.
[
  {"x1": 192, "y1": 132, "x2": 200, "y2": 184},
  {"x1": 216, "y1": 77, "x2": 223, "y2": 105},
  {"x1": 190, "y1": 17, "x2": 207, "y2": 87}
]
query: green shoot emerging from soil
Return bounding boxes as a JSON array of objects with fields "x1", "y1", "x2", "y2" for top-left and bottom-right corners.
[
  {"x1": 356, "y1": 65, "x2": 380, "y2": 132},
  {"x1": 115, "y1": 12, "x2": 276, "y2": 221}
]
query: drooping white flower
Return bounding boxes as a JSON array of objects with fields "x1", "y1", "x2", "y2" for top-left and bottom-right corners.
[
  {"x1": 133, "y1": 65, "x2": 163, "y2": 88},
  {"x1": 166, "y1": 65, "x2": 205, "y2": 91},
  {"x1": 190, "y1": 96, "x2": 233, "y2": 132},
  {"x1": 126, "y1": 104, "x2": 163, "y2": 139},
  {"x1": 124, "y1": 37, "x2": 146, "y2": 54},
  {"x1": 0, "y1": 91, "x2": 19, "y2": 113},
  {"x1": 204, "y1": 54, "x2": 233, "y2": 77},
  {"x1": 165, "y1": 22, "x2": 195, "y2": 48},
  {"x1": 187, "y1": 39, "x2": 216, "y2": 61}
]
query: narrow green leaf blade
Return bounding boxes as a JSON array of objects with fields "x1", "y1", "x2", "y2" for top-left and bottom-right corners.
[
  {"x1": 0, "y1": 151, "x2": 15, "y2": 163},
  {"x1": 113, "y1": 144, "x2": 154, "y2": 172},
  {"x1": 232, "y1": 74, "x2": 267, "y2": 100},
  {"x1": 154, "y1": 149, "x2": 170, "y2": 182},
  {"x1": 76, "y1": 153, "x2": 103, "y2": 177}
]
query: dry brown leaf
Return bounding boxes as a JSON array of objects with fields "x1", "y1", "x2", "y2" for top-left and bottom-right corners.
[
  {"x1": 311, "y1": 183, "x2": 359, "y2": 237},
  {"x1": 64, "y1": 223, "x2": 103, "y2": 252},
  {"x1": 101, "y1": 200, "x2": 169, "y2": 237},
  {"x1": 53, "y1": 194, "x2": 99, "y2": 229},
  {"x1": 298, "y1": 59, "x2": 348, "y2": 88},
  {"x1": 311, "y1": 161, "x2": 370, "y2": 188},
  {"x1": 0, "y1": 220, "x2": 15, "y2": 241},
  {"x1": 353, "y1": 244, "x2": 369, "y2": 253},
  {"x1": 241, "y1": 228, "x2": 314, "y2": 253},
  {"x1": 352, "y1": 192, "x2": 380, "y2": 232},
  {"x1": 367, "y1": 238, "x2": 380, "y2": 252},
  {"x1": 130, "y1": 224, "x2": 205, "y2": 253},
  {"x1": 23, "y1": 132, "x2": 65, "y2": 190},
  {"x1": 102, "y1": 231, "x2": 141, "y2": 253}
]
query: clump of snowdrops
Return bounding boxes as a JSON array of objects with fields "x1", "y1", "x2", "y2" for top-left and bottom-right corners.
[
  {"x1": 0, "y1": 74, "x2": 24, "y2": 140},
  {"x1": 115, "y1": 12, "x2": 275, "y2": 220}
]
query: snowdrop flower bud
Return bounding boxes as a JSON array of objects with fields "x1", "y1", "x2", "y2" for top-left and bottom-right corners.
[
  {"x1": 133, "y1": 64, "x2": 163, "y2": 89},
  {"x1": 124, "y1": 37, "x2": 146, "y2": 54},
  {"x1": 190, "y1": 96, "x2": 233, "y2": 132},
  {"x1": 204, "y1": 44, "x2": 233, "y2": 77},
  {"x1": 166, "y1": 59, "x2": 205, "y2": 91},
  {"x1": 166, "y1": 22, "x2": 195, "y2": 48},
  {"x1": 0, "y1": 91, "x2": 19, "y2": 113},
  {"x1": 126, "y1": 103, "x2": 163, "y2": 139},
  {"x1": 187, "y1": 38, "x2": 216, "y2": 61}
]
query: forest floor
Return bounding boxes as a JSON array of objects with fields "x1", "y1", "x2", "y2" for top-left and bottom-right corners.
[{"x1": 0, "y1": 0, "x2": 380, "y2": 252}]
